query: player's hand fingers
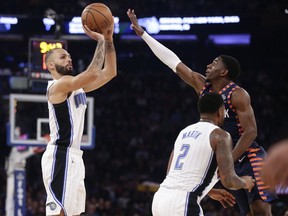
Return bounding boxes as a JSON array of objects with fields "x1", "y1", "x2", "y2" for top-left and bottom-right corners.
[
  {"x1": 83, "y1": 25, "x2": 94, "y2": 39},
  {"x1": 224, "y1": 196, "x2": 236, "y2": 205},
  {"x1": 222, "y1": 198, "x2": 235, "y2": 207},
  {"x1": 83, "y1": 24, "x2": 90, "y2": 33},
  {"x1": 222, "y1": 190, "x2": 235, "y2": 201},
  {"x1": 219, "y1": 200, "x2": 227, "y2": 208},
  {"x1": 83, "y1": 25, "x2": 104, "y2": 41},
  {"x1": 247, "y1": 180, "x2": 253, "y2": 192},
  {"x1": 83, "y1": 25, "x2": 94, "y2": 37},
  {"x1": 222, "y1": 192, "x2": 236, "y2": 206},
  {"x1": 220, "y1": 199, "x2": 235, "y2": 208}
]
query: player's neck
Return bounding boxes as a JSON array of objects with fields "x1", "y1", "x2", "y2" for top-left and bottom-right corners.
[
  {"x1": 199, "y1": 118, "x2": 215, "y2": 125},
  {"x1": 210, "y1": 79, "x2": 231, "y2": 92}
]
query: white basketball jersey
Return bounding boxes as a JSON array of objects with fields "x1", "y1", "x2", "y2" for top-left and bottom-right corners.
[
  {"x1": 160, "y1": 122, "x2": 219, "y2": 200},
  {"x1": 47, "y1": 80, "x2": 87, "y2": 149}
]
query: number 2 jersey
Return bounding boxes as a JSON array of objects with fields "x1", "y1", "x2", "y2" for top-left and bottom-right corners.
[{"x1": 160, "y1": 122, "x2": 219, "y2": 200}]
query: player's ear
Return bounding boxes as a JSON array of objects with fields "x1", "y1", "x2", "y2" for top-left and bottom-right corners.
[
  {"x1": 221, "y1": 68, "x2": 228, "y2": 77},
  {"x1": 46, "y1": 62, "x2": 55, "y2": 70}
]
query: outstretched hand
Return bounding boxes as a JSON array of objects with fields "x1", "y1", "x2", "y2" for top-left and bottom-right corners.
[
  {"x1": 127, "y1": 9, "x2": 145, "y2": 36},
  {"x1": 83, "y1": 25, "x2": 104, "y2": 41},
  {"x1": 207, "y1": 188, "x2": 236, "y2": 208},
  {"x1": 261, "y1": 139, "x2": 288, "y2": 189}
]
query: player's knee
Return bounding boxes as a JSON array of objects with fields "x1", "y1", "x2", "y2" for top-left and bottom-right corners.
[{"x1": 250, "y1": 200, "x2": 272, "y2": 216}]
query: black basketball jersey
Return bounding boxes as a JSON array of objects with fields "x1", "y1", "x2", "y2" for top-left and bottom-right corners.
[{"x1": 200, "y1": 82, "x2": 242, "y2": 147}]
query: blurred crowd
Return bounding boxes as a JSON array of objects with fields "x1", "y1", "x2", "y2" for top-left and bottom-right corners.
[
  {"x1": 0, "y1": 0, "x2": 288, "y2": 215},
  {"x1": 0, "y1": 0, "x2": 285, "y2": 18},
  {"x1": 0, "y1": 50, "x2": 287, "y2": 216}
]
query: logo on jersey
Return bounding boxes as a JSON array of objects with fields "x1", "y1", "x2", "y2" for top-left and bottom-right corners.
[
  {"x1": 46, "y1": 202, "x2": 57, "y2": 211},
  {"x1": 224, "y1": 109, "x2": 229, "y2": 118},
  {"x1": 221, "y1": 94, "x2": 226, "y2": 101},
  {"x1": 74, "y1": 92, "x2": 87, "y2": 108},
  {"x1": 238, "y1": 155, "x2": 246, "y2": 163}
]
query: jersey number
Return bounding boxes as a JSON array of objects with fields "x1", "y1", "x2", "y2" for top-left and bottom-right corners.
[{"x1": 174, "y1": 144, "x2": 190, "y2": 170}]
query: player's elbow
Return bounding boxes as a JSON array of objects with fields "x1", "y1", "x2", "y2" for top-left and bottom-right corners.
[
  {"x1": 221, "y1": 179, "x2": 234, "y2": 190},
  {"x1": 111, "y1": 69, "x2": 117, "y2": 78},
  {"x1": 103, "y1": 68, "x2": 117, "y2": 79},
  {"x1": 85, "y1": 71, "x2": 99, "y2": 84},
  {"x1": 221, "y1": 175, "x2": 240, "y2": 190},
  {"x1": 89, "y1": 71, "x2": 99, "y2": 81},
  {"x1": 108, "y1": 70, "x2": 117, "y2": 81}
]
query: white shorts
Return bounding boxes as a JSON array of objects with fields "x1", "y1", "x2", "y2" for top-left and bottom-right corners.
[
  {"x1": 41, "y1": 145, "x2": 86, "y2": 216},
  {"x1": 152, "y1": 187, "x2": 203, "y2": 216}
]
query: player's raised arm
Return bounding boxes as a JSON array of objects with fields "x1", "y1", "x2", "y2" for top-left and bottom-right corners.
[
  {"x1": 82, "y1": 23, "x2": 117, "y2": 92},
  {"x1": 127, "y1": 9, "x2": 206, "y2": 94},
  {"x1": 45, "y1": 33, "x2": 105, "y2": 104}
]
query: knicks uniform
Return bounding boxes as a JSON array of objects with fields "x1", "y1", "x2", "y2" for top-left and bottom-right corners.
[
  {"x1": 152, "y1": 122, "x2": 219, "y2": 216},
  {"x1": 201, "y1": 82, "x2": 277, "y2": 215},
  {"x1": 41, "y1": 80, "x2": 87, "y2": 216}
]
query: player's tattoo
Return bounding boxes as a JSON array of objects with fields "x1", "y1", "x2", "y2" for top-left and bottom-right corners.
[
  {"x1": 105, "y1": 40, "x2": 115, "y2": 53},
  {"x1": 90, "y1": 39, "x2": 105, "y2": 70}
]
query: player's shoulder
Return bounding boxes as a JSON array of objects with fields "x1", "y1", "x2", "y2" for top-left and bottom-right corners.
[
  {"x1": 50, "y1": 75, "x2": 74, "y2": 90},
  {"x1": 211, "y1": 127, "x2": 230, "y2": 138},
  {"x1": 57, "y1": 75, "x2": 73, "y2": 82},
  {"x1": 210, "y1": 128, "x2": 231, "y2": 150},
  {"x1": 231, "y1": 86, "x2": 251, "y2": 102},
  {"x1": 232, "y1": 85, "x2": 250, "y2": 95}
]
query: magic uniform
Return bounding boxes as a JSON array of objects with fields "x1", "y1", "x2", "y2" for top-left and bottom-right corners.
[
  {"x1": 201, "y1": 82, "x2": 277, "y2": 215},
  {"x1": 152, "y1": 122, "x2": 219, "y2": 216},
  {"x1": 41, "y1": 80, "x2": 87, "y2": 216}
]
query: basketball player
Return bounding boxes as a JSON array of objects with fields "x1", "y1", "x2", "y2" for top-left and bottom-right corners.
[
  {"x1": 261, "y1": 139, "x2": 288, "y2": 189},
  {"x1": 41, "y1": 23, "x2": 116, "y2": 216},
  {"x1": 127, "y1": 9, "x2": 278, "y2": 216},
  {"x1": 152, "y1": 92, "x2": 255, "y2": 216}
]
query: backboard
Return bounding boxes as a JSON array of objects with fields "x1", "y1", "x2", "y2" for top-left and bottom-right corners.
[{"x1": 7, "y1": 94, "x2": 95, "y2": 149}]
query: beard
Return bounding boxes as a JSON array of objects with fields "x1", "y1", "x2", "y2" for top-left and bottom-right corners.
[{"x1": 55, "y1": 63, "x2": 73, "y2": 76}]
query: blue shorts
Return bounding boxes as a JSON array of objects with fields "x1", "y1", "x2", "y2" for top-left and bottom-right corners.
[{"x1": 233, "y1": 145, "x2": 278, "y2": 215}]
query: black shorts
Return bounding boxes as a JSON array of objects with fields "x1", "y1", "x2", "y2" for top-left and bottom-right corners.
[{"x1": 233, "y1": 146, "x2": 278, "y2": 215}]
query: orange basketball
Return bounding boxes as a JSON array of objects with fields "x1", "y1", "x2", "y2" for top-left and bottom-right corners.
[{"x1": 81, "y1": 3, "x2": 114, "y2": 33}]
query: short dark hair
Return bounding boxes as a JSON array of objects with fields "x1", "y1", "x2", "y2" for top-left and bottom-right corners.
[
  {"x1": 45, "y1": 48, "x2": 61, "y2": 65},
  {"x1": 198, "y1": 93, "x2": 224, "y2": 114},
  {"x1": 220, "y1": 55, "x2": 241, "y2": 81}
]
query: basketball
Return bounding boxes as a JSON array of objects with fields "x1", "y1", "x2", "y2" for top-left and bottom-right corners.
[{"x1": 81, "y1": 3, "x2": 114, "y2": 33}]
